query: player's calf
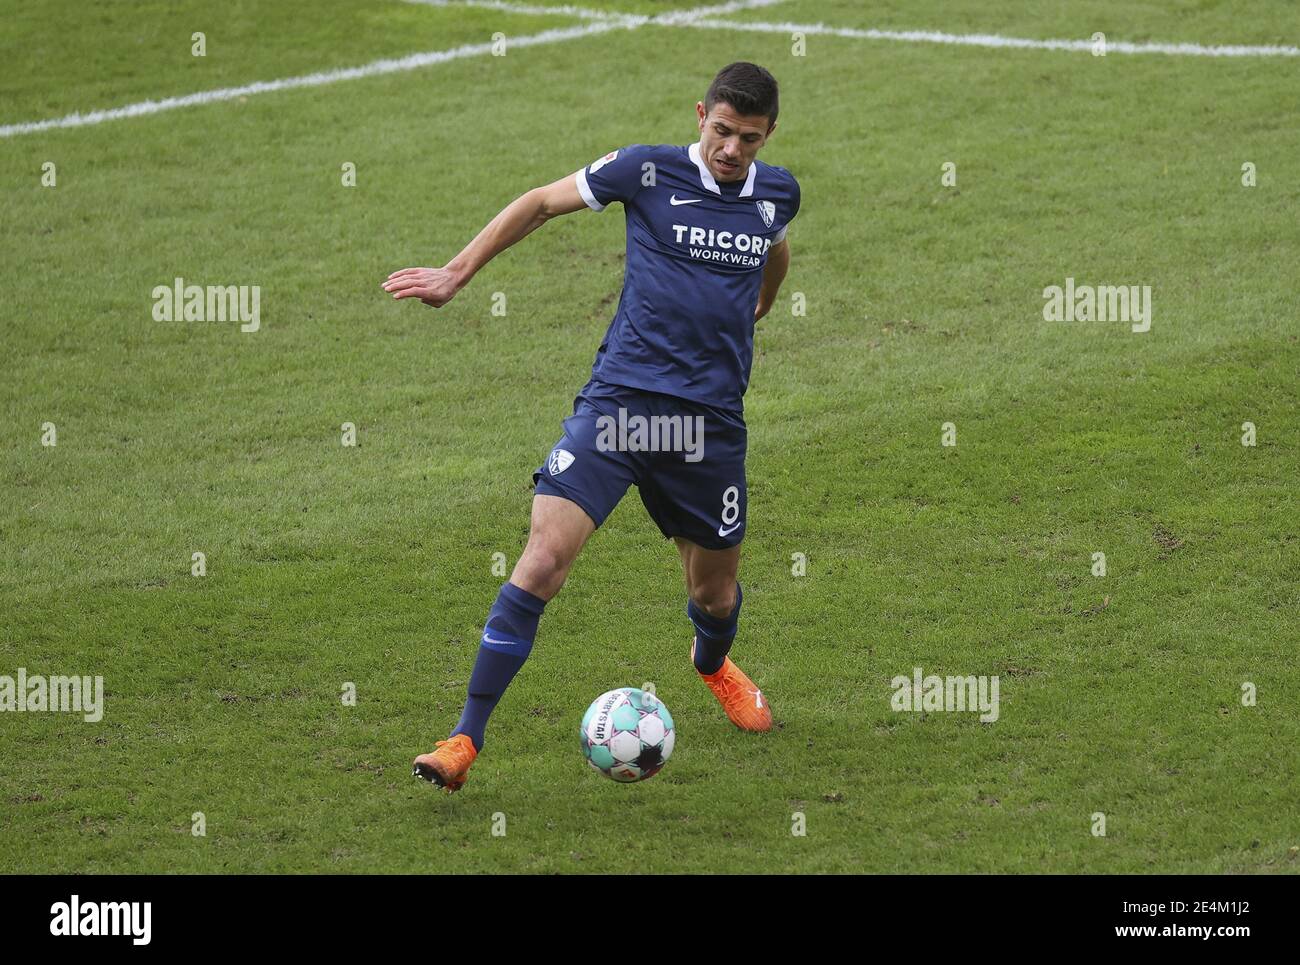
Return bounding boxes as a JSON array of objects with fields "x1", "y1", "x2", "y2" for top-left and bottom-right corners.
[
  {"x1": 413, "y1": 495, "x2": 595, "y2": 792},
  {"x1": 688, "y1": 581, "x2": 742, "y2": 675},
  {"x1": 685, "y1": 582, "x2": 772, "y2": 731}
]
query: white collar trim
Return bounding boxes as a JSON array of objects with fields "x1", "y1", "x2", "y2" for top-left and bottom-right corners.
[{"x1": 688, "y1": 142, "x2": 760, "y2": 197}]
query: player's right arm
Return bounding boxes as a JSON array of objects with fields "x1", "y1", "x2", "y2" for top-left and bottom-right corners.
[{"x1": 382, "y1": 171, "x2": 588, "y2": 307}]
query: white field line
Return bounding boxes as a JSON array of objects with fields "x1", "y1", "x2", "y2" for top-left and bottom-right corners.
[
  {"x1": 0, "y1": 23, "x2": 626, "y2": 139},
  {"x1": 679, "y1": 17, "x2": 1300, "y2": 57},
  {"x1": 403, "y1": 0, "x2": 789, "y2": 21},
  {"x1": 403, "y1": 0, "x2": 626, "y2": 21},
  {"x1": 650, "y1": 0, "x2": 789, "y2": 26},
  {"x1": 0, "y1": 0, "x2": 782, "y2": 139},
  {"x1": 3, "y1": 0, "x2": 1297, "y2": 139},
  {"x1": 411, "y1": 0, "x2": 1299, "y2": 56}
]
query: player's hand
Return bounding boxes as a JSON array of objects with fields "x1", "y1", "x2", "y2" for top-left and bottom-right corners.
[{"x1": 382, "y1": 266, "x2": 464, "y2": 308}]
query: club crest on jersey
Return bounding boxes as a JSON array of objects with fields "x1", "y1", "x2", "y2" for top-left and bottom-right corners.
[
  {"x1": 548, "y1": 448, "x2": 575, "y2": 475},
  {"x1": 589, "y1": 150, "x2": 619, "y2": 174},
  {"x1": 756, "y1": 200, "x2": 775, "y2": 227}
]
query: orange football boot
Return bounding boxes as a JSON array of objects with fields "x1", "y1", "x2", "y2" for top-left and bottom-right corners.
[
  {"x1": 412, "y1": 734, "x2": 478, "y2": 792},
  {"x1": 692, "y1": 638, "x2": 773, "y2": 731}
]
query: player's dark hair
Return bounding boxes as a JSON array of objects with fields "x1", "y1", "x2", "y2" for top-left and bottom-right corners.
[{"x1": 704, "y1": 62, "x2": 779, "y2": 127}]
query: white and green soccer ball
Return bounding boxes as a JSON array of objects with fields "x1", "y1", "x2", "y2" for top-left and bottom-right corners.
[{"x1": 580, "y1": 687, "x2": 675, "y2": 782}]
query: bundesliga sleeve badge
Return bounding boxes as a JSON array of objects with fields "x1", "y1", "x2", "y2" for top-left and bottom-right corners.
[{"x1": 589, "y1": 150, "x2": 619, "y2": 173}]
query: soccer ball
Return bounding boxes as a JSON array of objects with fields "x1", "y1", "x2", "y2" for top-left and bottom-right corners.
[{"x1": 580, "y1": 687, "x2": 675, "y2": 782}]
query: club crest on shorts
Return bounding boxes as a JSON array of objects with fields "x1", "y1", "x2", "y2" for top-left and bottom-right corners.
[
  {"x1": 548, "y1": 448, "x2": 575, "y2": 475},
  {"x1": 756, "y1": 200, "x2": 775, "y2": 227}
]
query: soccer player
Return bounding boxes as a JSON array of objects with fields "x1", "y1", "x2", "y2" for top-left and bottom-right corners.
[{"x1": 383, "y1": 62, "x2": 800, "y2": 792}]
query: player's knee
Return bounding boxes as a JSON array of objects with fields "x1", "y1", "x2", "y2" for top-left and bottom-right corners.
[
  {"x1": 514, "y1": 539, "x2": 572, "y2": 600},
  {"x1": 691, "y1": 582, "x2": 737, "y2": 619},
  {"x1": 530, "y1": 539, "x2": 573, "y2": 579}
]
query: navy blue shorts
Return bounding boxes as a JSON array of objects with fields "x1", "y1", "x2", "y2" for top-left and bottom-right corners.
[{"x1": 533, "y1": 379, "x2": 748, "y2": 550}]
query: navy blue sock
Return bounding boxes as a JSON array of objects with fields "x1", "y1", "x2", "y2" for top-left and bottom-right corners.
[
  {"x1": 451, "y1": 582, "x2": 547, "y2": 751},
  {"x1": 688, "y1": 583, "x2": 742, "y2": 675}
]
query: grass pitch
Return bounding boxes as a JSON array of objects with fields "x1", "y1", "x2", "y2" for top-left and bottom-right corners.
[{"x1": 1, "y1": 0, "x2": 1297, "y2": 873}]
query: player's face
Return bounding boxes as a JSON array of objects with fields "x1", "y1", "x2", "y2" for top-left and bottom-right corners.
[{"x1": 695, "y1": 101, "x2": 775, "y2": 182}]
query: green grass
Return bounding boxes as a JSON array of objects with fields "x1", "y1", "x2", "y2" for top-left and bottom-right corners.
[{"x1": 1, "y1": 0, "x2": 1297, "y2": 873}]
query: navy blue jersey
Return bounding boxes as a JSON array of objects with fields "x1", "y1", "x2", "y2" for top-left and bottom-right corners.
[{"x1": 575, "y1": 143, "x2": 800, "y2": 411}]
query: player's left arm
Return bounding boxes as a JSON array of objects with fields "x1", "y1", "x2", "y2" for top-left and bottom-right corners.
[{"x1": 754, "y1": 237, "x2": 790, "y2": 321}]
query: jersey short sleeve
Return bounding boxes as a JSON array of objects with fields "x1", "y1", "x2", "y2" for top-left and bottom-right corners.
[
  {"x1": 771, "y1": 173, "x2": 801, "y2": 244},
  {"x1": 575, "y1": 144, "x2": 654, "y2": 212}
]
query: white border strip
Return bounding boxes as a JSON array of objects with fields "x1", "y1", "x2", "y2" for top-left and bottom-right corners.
[{"x1": 574, "y1": 168, "x2": 605, "y2": 210}]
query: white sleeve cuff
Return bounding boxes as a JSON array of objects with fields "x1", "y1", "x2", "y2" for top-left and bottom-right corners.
[
  {"x1": 575, "y1": 169, "x2": 605, "y2": 212},
  {"x1": 771, "y1": 224, "x2": 787, "y2": 244}
]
